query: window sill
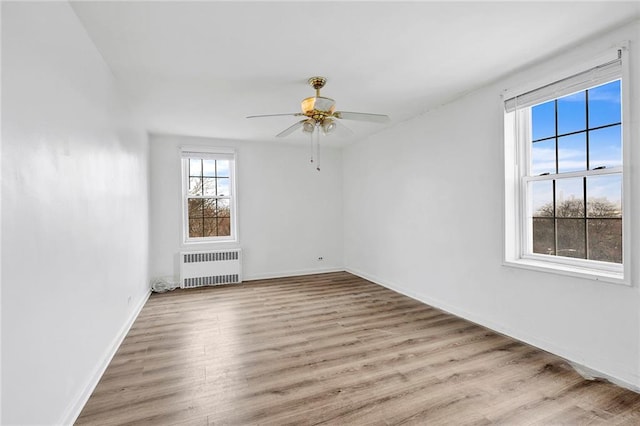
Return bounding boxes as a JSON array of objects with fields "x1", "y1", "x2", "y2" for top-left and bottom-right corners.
[
  {"x1": 182, "y1": 238, "x2": 239, "y2": 248},
  {"x1": 503, "y1": 257, "x2": 629, "y2": 286}
]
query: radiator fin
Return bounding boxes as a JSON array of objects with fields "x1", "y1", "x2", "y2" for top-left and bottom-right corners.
[
  {"x1": 183, "y1": 251, "x2": 239, "y2": 263},
  {"x1": 183, "y1": 274, "x2": 240, "y2": 288}
]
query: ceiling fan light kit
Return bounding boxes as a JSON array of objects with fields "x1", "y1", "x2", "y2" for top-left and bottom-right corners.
[{"x1": 247, "y1": 76, "x2": 390, "y2": 171}]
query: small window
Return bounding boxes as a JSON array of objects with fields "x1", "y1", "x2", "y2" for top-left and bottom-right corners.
[
  {"x1": 503, "y1": 47, "x2": 629, "y2": 283},
  {"x1": 181, "y1": 148, "x2": 237, "y2": 243}
]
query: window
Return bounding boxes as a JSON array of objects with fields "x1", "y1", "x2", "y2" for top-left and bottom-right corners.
[
  {"x1": 504, "y1": 47, "x2": 630, "y2": 283},
  {"x1": 529, "y1": 80, "x2": 622, "y2": 263},
  {"x1": 182, "y1": 148, "x2": 237, "y2": 243}
]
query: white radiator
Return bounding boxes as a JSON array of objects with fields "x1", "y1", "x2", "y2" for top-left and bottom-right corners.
[{"x1": 179, "y1": 249, "x2": 242, "y2": 288}]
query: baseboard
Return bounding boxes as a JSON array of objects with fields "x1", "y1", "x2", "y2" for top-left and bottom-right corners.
[
  {"x1": 345, "y1": 267, "x2": 640, "y2": 394},
  {"x1": 60, "y1": 289, "x2": 152, "y2": 425},
  {"x1": 243, "y1": 266, "x2": 345, "y2": 282}
]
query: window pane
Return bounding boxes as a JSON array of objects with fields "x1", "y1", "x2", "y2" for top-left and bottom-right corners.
[
  {"x1": 189, "y1": 218, "x2": 203, "y2": 238},
  {"x1": 216, "y1": 198, "x2": 230, "y2": 217},
  {"x1": 189, "y1": 159, "x2": 201, "y2": 177},
  {"x1": 202, "y1": 177, "x2": 216, "y2": 196},
  {"x1": 533, "y1": 218, "x2": 555, "y2": 255},
  {"x1": 203, "y1": 160, "x2": 216, "y2": 177},
  {"x1": 555, "y1": 178, "x2": 584, "y2": 217},
  {"x1": 557, "y1": 133, "x2": 586, "y2": 173},
  {"x1": 203, "y1": 199, "x2": 216, "y2": 218},
  {"x1": 188, "y1": 198, "x2": 203, "y2": 218},
  {"x1": 589, "y1": 125, "x2": 621, "y2": 169},
  {"x1": 532, "y1": 100, "x2": 555, "y2": 141},
  {"x1": 217, "y1": 217, "x2": 231, "y2": 236},
  {"x1": 557, "y1": 218, "x2": 586, "y2": 259},
  {"x1": 531, "y1": 139, "x2": 556, "y2": 175},
  {"x1": 588, "y1": 80, "x2": 621, "y2": 128},
  {"x1": 531, "y1": 180, "x2": 553, "y2": 217},
  {"x1": 557, "y1": 91, "x2": 586, "y2": 135},
  {"x1": 203, "y1": 218, "x2": 217, "y2": 237},
  {"x1": 586, "y1": 175, "x2": 621, "y2": 218},
  {"x1": 217, "y1": 177, "x2": 230, "y2": 196},
  {"x1": 189, "y1": 177, "x2": 202, "y2": 196},
  {"x1": 217, "y1": 160, "x2": 230, "y2": 178},
  {"x1": 587, "y1": 218, "x2": 622, "y2": 263}
]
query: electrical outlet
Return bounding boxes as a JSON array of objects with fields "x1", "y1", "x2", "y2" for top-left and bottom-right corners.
[{"x1": 317, "y1": 256, "x2": 324, "y2": 261}]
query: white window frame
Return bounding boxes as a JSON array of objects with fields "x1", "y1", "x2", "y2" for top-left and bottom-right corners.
[
  {"x1": 503, "y1": 44, "x2": 631, "y2": 285},
  {"x1": 181, "y1": 146, "x2": 238, "y2": 244}
]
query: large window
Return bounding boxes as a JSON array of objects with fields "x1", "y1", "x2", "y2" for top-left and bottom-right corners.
[
  {"x1": 504, "y1": 47, "x2": 629, "y2": 283},
  {"x1": 182, "y1": 149, "x2": 237, "y2": 243},
  {"x1": 529, "y1": 80, "x2": 622, "y2": 263}
]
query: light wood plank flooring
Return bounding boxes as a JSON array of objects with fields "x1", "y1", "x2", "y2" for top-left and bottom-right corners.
[{"x1": 76, "y1": 272, "x2": 640, "y2": 425}]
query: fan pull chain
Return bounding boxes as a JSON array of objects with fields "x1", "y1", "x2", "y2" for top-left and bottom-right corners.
[
  {"x1": 315, "y1": 126, "x2": 321, "y2": 171},
  {"x1": 309, "y1": 130, "x2": 314, "y2": 164}
]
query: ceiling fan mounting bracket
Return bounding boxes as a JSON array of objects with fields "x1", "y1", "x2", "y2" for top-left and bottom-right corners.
[{"x1": 308, "y1": 76, "x2": 327, "y2": 91}]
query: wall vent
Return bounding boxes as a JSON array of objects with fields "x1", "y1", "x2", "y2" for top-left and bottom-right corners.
[{"x1": 180, "y1": 249, "x2": 242, "y2": 289}]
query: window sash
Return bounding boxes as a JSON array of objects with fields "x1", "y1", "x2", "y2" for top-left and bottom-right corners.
[
  {"x1": 522, "y1": 170, "x2": 623, "y2": 265},
  {"x1": 187, "y1": 195, "x2": 231, "y2": 199},
  {"x1": 524, "y1": 167, "x2": 623, "y2": 182}
]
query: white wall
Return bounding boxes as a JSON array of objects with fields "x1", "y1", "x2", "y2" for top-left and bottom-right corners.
[
  {"x1": 149, "y1": 134, "x2": 343, "y2": 282},
  {"x1": 344, "y1": 21, "x2": 640, "y2": 389},
  {"x1": 1, "y1": 3, "x2": 150, "y2": 425}
]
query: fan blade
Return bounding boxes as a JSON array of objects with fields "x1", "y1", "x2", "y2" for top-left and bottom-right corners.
[
  {"x1": 333, "y1": 111, "x2": 390, "y2": 123},
  {"x1": 330, "y1": 120, "x2": 354, "y2": 137},
  {"x1": 276, "y1": 120, "x2": 307, "y2": 137},
  {"x1": 247, "y1": 113, "x2": 303, "y2": 119}
]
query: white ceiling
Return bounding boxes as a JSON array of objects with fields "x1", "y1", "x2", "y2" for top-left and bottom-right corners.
[{"x1": 70, "y1": 1, "x2": 640, "y2": 145}]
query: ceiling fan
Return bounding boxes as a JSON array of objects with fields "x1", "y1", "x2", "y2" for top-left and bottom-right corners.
[
  {"x1": 247, "y1": 76, "x2": 390, "y2": 171},
  {"x1": 247, "y1": 76, "x2": 390, "y2": 137}
]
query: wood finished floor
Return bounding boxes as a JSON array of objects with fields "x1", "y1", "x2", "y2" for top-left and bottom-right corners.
[{"x1": 76, "y1": 272, "x2": 640, "y2": 425}]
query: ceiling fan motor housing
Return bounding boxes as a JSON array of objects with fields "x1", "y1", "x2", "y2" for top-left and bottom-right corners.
[
  {"x1": 301, "y1": 76, "x2": 336, "y2": 121},
  {"x1": 301, "y1": 96, "x2": 336, "y2": 120}
]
